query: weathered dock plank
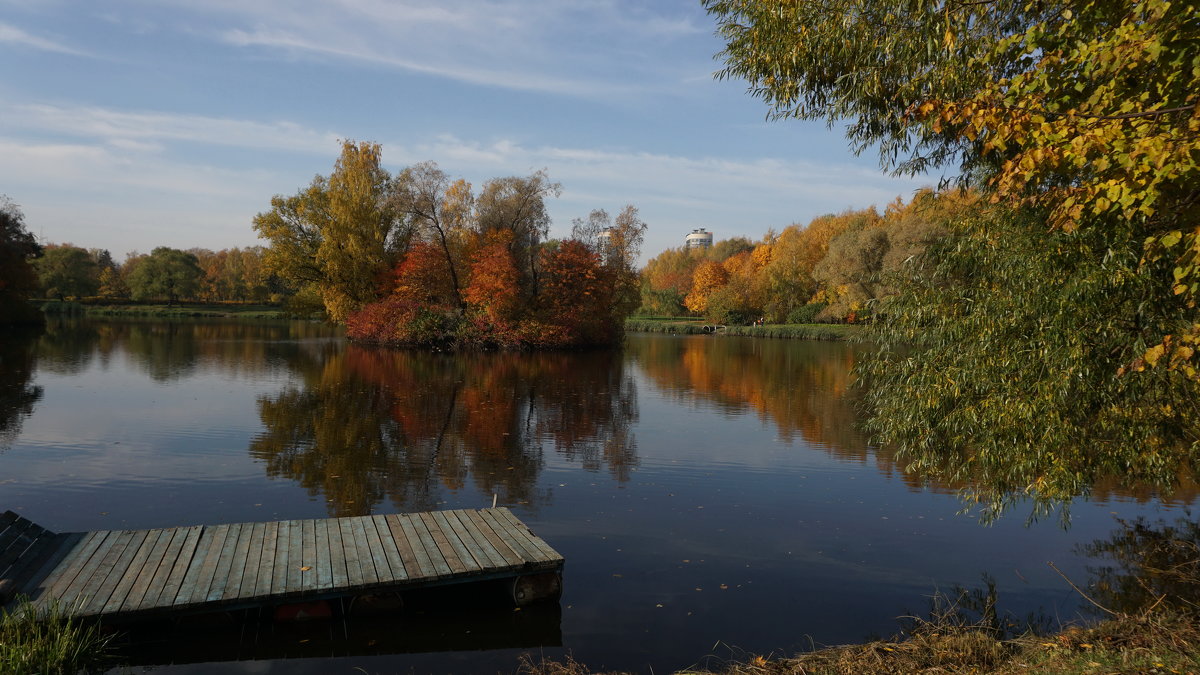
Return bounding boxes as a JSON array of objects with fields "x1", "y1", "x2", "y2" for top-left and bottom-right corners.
[
  {"x1": 449, "y1": 510, "x2": 507, "y2": 569},
  {"x1": 2, "y1": 508, "x2": 562, "y2": 621},
  {"x1": 370, "y1": 515, "x2": 407, "y2": 582}
]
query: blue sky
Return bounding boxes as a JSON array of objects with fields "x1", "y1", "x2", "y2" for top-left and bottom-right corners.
[{"x1": 0, "y1": 0, "x2": 926, "y2": 264}]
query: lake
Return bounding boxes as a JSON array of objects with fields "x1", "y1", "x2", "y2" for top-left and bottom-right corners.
[{"x1": 0, "y1": 319, "x2": 1191, "y2": 673}]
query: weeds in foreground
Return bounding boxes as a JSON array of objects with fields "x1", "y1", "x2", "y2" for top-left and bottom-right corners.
[{"x1": 0, "y1": 598, "x2": 113, "y2": 674}]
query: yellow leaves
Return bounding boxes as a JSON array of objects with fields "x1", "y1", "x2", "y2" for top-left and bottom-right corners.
[{"x1": 1144, "y1": 344, "x2": 1166, "y2": 367}]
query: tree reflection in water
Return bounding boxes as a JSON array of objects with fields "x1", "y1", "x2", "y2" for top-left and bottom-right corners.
[
  {"x1": 627, "y1": 335, "x2": 1199, "y2": 508},
  {"x1": 35, "y1": 317, "x2": 336, "y2": 381},
  {"x1": 0, "y1": 328, "x2": 43, "y2": 452},
  {"x1": 251, "y1": 345, "x2": 638, "y2": 516},
  {"x1": 629, "y1": 336, "x2": 933, "y2": 484}
]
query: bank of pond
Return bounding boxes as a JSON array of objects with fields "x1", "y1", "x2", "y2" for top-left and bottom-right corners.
[{"x1": 33, "y1": 301, "x2": 865, "y2": 342}]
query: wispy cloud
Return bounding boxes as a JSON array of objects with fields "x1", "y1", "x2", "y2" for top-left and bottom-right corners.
[
  {"x1": 221, "y1": 28, "x2": 624, "y2": 97},
  {"x1": 141, "y1": 0, "x2": 709, "y2": 97},
  {"x1": 0, "y1": 21, "x2": 90, "y2": 56},
  {"x1": 3, "y1": 103, "x2": 342, "y2": 154}
]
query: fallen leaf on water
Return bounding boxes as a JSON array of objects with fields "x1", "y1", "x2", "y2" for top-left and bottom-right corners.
[
  {"x1": 655, "y1": 603, "x2": 663, "y2": 608},
  {"x1": 300, "y1": 566, "x2": 312, "y2": 572},
  {"x1": 612, "y1": 573, "x2": 623, "y2": 578}
]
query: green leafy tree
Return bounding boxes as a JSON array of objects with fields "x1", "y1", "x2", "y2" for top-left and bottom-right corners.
[
  {"x1": 0, "y1": 196, "x2": 43, "y2": 324},
  {"x1": 127, "y1": 247, "x2": 202, "y2": 305},
  {"x1": 254, "y1": 141, "x2": 406, "y2": 323},
  {"x1": 861, "y1": 202, "x2": 1197, "y2": 517},
  {"x1": 34, "y1": 245, "x2": 100, "y2": 301}
]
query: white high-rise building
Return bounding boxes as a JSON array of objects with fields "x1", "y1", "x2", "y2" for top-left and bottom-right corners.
[{"x1": 684, "y1": 228, "x2": 713, "y2": 250}]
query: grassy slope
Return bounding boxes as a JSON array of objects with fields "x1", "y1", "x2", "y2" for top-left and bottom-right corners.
[{"x1": 625, "y1": 317, "x2": 861, "y2": 341}]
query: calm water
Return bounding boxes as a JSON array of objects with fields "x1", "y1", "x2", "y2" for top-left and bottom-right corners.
[{"x1": 0, "y1": 319, "x2": 1191, "y2": 673}]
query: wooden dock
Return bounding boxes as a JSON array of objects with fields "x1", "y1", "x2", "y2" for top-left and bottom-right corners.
[{"x1": 0, "y1": 508, "x2": 563, "y2": 621}]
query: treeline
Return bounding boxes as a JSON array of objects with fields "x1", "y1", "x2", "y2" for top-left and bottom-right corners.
[
  {"x1": 639, "y1": 188, "x2": 968, "y2": 324},
  {"x1": 254, "y1": 141, "x2": 647, "y2": 348},
  {"x1": 30, "y1": 244, "x2": 287, "y2": 306}
]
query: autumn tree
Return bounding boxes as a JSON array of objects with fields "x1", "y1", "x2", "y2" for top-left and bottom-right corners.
[
  {"x1": 474, "y1": 170, "x2": 561, "y2": 302},
  {"x1": 463, "y1": 231, "x2": 521, "y2": 323},
  {"x1": 639, "y1": 247, "x2": 700, "y2": 315},
  {"x1": 127, "y1": 247, "x2": 202, "y2": 305},
  {"x1": 348, "y1": 162, "x2": 639, "y2": 349},
  {"x1": 34, "y1": 244, "x2": 99, "y2": 301},
  {"x1": 391, "y1": 162, "x2": 472, "y2": 308},
  {"x1": 706, "y1": 0, "x2": 1200, "y2": 511},
  {"x1": 571, "y1": 205, "x2": 648, "y2": 319},
  {"x1": 254, "y1": 140, "x2": 406, "y2": 322},
  {"x1": 392, "y1": 241, "x2": 458, "y2": 306},
  {"x1": 538, "y1": 239, "x2": 615, "y2": 345},
  {"x1": 683, "y1": 260, "x2": 730, "y2": 315},
  {"x1": 704, "y1": 251, "x2": 764, "y2": 324},
  {"x1": 89, "y1": 248, "x2": 126, "y2": 299}
]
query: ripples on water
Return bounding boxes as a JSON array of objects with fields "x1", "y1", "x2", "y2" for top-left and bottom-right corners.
[{"x1": 0, "y1": 319, "x2": 1192, "y2": 673}]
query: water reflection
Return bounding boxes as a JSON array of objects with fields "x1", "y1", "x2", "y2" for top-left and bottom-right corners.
[
  {"x1": 251, "y1": 345, "x2": 638, "y2": 516},
  {"x1": 0, "y1": 328, "x2": 43, "y2": 452},
  {"x1": 627, "y1": 335, "x2": 1200, "y2": 506},
  {"x1": 35, "y1": 317, "x2": 338, "y2": 380},
  {"x1": 1080, "y1": 515, "x2": 1200, "y2": 617},
  {"x1": 627, "y1": 336, "x2": 946, "y2": 491}
]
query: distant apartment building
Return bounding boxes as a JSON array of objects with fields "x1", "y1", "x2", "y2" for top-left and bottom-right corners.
[{"x1": 684, "y1": 228, "x2": 713, "y2": 250}]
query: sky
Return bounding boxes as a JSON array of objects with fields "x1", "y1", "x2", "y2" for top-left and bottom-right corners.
[{"x1": 0, "y1": 0, "x2": 928, "y2": 264}]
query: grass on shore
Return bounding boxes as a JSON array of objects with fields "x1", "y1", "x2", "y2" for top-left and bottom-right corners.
[
  {"x1": 625, "y1": 317, "x2": 861, "y2": 341},
  {"x1": 0, "y1": 598, "x2": 113, "y2": 674},
  {"x1": 39, "y1": 300, "x2": 294, "y2": 320}
]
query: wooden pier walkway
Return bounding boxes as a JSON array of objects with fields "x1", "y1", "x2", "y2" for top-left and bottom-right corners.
[{"x1": 0, "y1": 508, "x2": 563, "y2": 621}]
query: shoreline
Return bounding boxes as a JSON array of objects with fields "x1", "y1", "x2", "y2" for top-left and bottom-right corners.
[{"x1": 624, "y1": 318, "x2": 861, "y2": 341}]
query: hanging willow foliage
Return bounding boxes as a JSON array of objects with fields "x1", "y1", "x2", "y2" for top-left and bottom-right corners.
[{"x1": 705, "y1": 0, "x2": 1200, "y2": 513}]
